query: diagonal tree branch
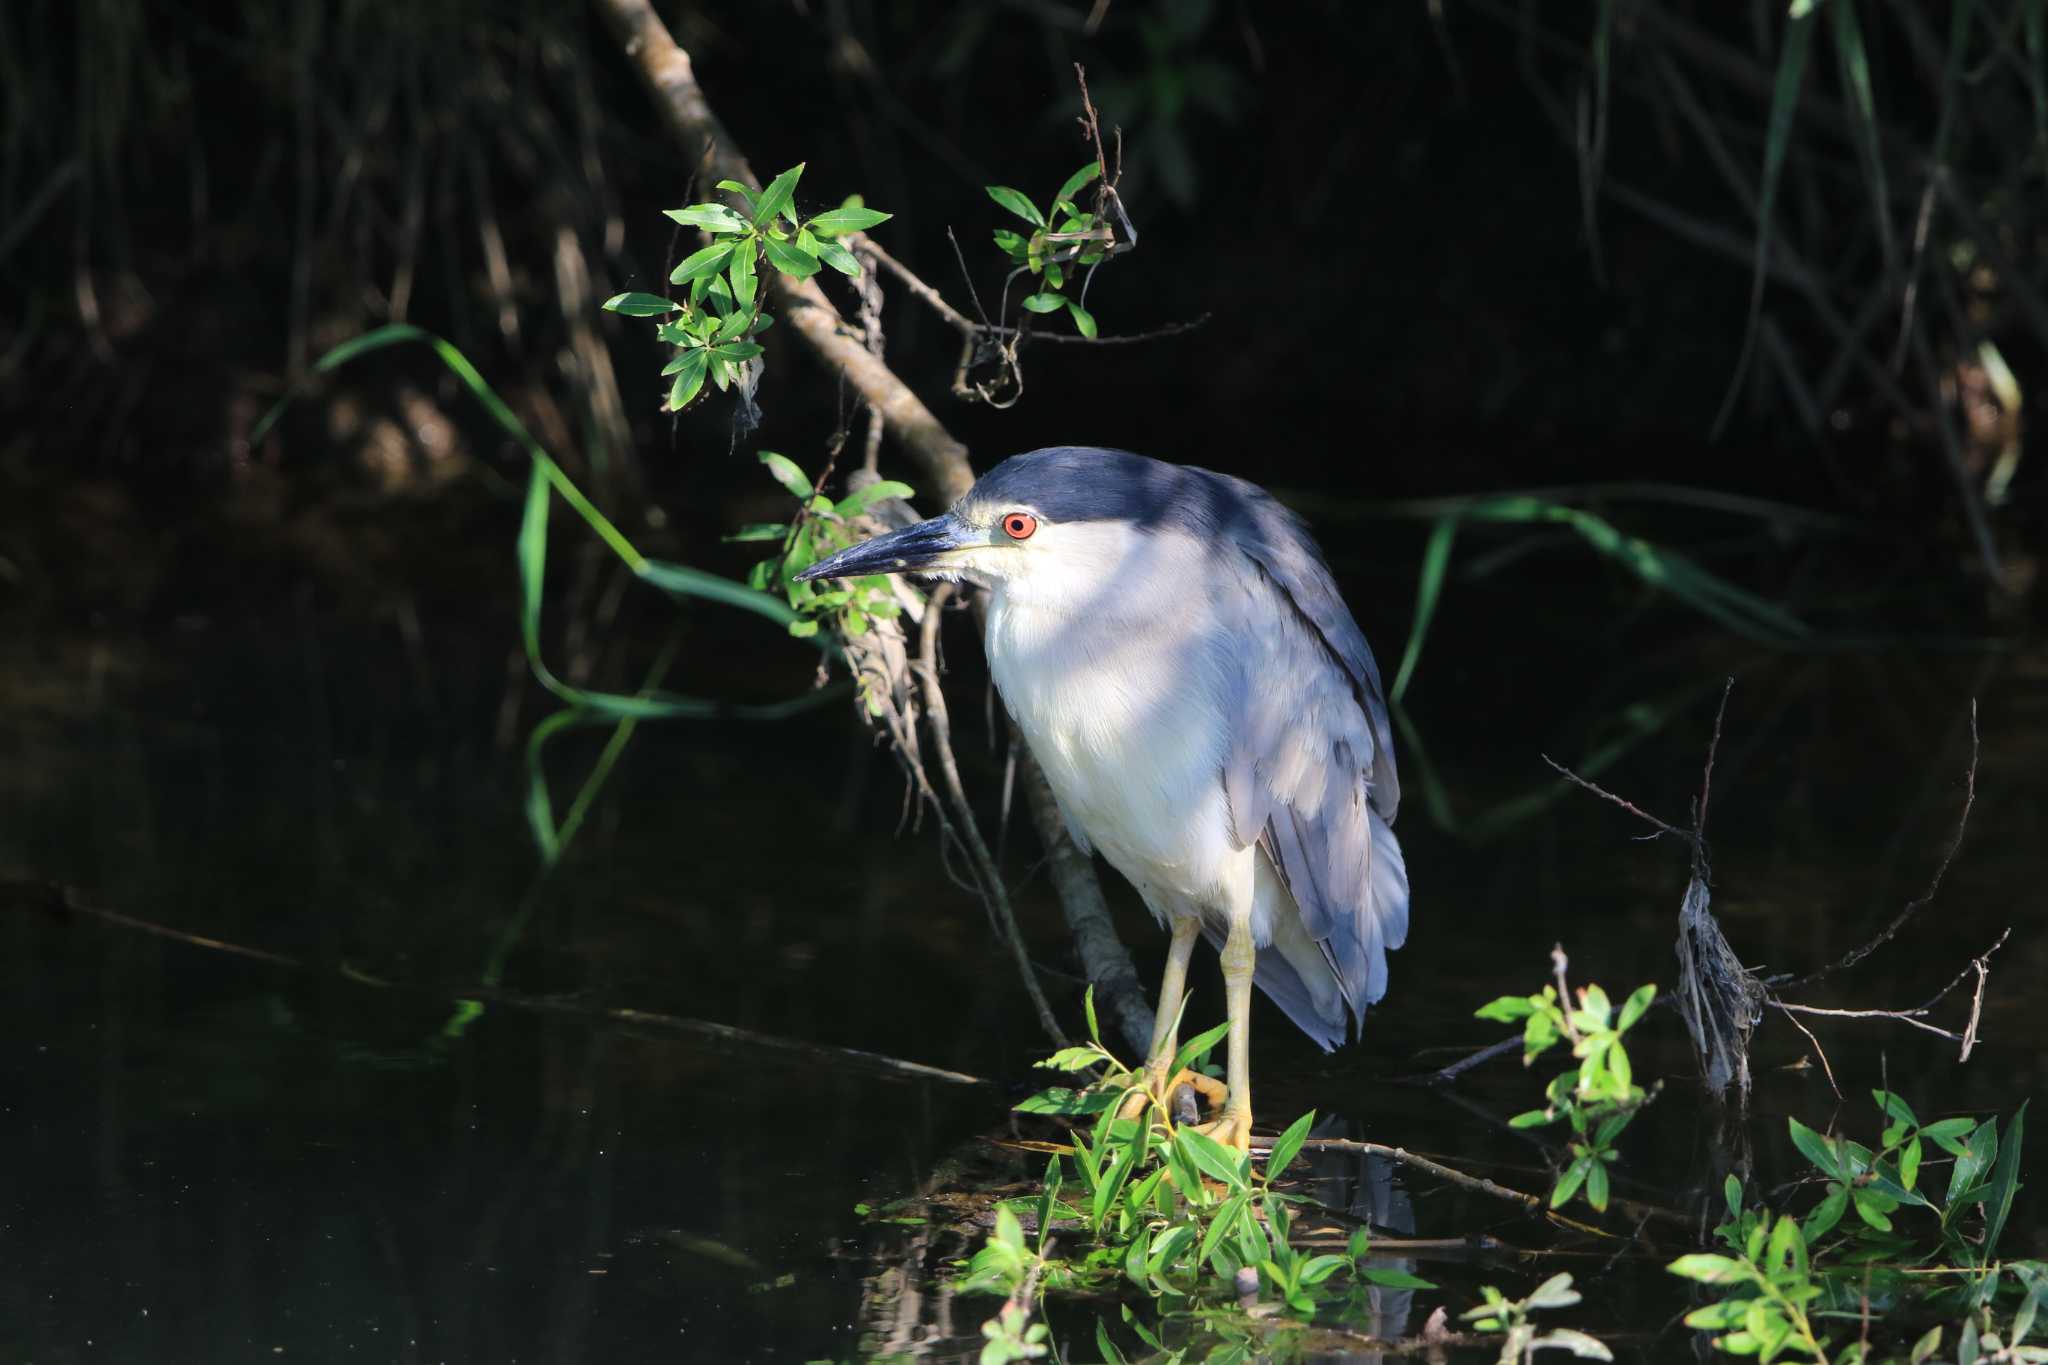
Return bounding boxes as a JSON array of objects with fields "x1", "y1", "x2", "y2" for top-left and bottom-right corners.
[{"x1": 589, "y1": 0, "x2": 1154, "y2": 1055}]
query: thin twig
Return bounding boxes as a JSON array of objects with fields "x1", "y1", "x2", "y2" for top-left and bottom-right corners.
[
  {"x1": 915, "y1": 585, "x2": 1067, "y2": 1048},
  {"x1": 1779, "y1": 700, "x2": 1978, "y2": 989},
  {"x1": 1394, "y1": 1035, "x2": 1522, "y2": 1085},
  {"x1": 1771, "y1": 1001, "x2": 1965, "y2": 1042},
  {"x1": 1542, "y1": 755, "x2": 1692, "y2": 840},
  {"x1": 1694, "y1": 677, "x2": 1733, "y2": 846},
  {"x1": 1297, "y1": 1138, "x2": 1690, "y2": 1229},
  {"x1": 20, "y1": 881, "x2": 993, "y2": 1089},
  {"x1": 1776, "y1": 1005, "x2": 1843, "y2": 1100}
]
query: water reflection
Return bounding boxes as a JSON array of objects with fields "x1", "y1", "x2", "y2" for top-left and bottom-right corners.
[{"x1": 3, "y1": 601, "x2": 2043, "y2": 1362}]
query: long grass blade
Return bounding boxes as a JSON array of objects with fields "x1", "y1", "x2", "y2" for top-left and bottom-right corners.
[
  {"x1": 1575, "y1": 0, "x2": 1616, "y2": 283},
  {"x1": 1391, "y1": 515, "x2": 1460, "y2": 704},
  {"x1": 1713, "y1": 0, "x2": 1818, "y2": 438},
  {"x1": 1830, "y1": 0, "x2": 1895, "y2": 273}
]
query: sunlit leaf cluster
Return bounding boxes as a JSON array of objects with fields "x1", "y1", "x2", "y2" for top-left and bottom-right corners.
[
  {"x1": 1678, "y1": 1093, "x2": 2040, "y2": 1364},
  {"x1": 604, "y1": 163, "x2": 891, "y2": 411},
  {"x1": 1476, "y1": 978, "x2": 1658, "y2": 1212},
  {"x1": 987, "y1": 161, "x2": 1109, "y2": 338}
]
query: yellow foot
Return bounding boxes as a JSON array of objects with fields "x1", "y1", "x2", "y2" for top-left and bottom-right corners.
[
  {"x1": 1192, "y1": 1108, "x2": 1254, "y2": 1153},
  {"x1": 1116, "y1": 1061, "x2": 1229, "y2": 1122}
]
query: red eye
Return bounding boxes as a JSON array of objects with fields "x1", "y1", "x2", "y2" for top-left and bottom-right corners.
[{"x1": 1002, "y1": 512, "x2": 1037, "y2": 540}]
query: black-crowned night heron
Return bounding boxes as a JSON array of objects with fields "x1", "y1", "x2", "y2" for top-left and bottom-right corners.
[{"x1": 798, "y1": 447, "x2": 1408, "y2": 1149}]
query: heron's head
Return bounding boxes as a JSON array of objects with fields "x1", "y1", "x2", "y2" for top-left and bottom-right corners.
[{"x1": 794, "y1": 447, "x2": 1204, "y2": 603}]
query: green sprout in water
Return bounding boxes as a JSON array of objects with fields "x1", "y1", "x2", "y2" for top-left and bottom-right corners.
[
  {"x1": 1476, "y1": 955, "x2": 1657, "y2": 1213},
  {"x1": 1675, "y1": 1091, "x2": 2039, "y2": 1364}
]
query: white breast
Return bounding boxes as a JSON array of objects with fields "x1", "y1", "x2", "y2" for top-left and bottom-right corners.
[{"x1": 984, "y1": 533, "x2": 1248, "y2": 912}]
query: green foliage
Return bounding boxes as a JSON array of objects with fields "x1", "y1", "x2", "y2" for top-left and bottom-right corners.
[
  {"x1": 1476, "y1": 972, "x2": 1657, "y2": 1212},
  {"x1": 1462, "y1": 1274, "x2": 1613, "y2": 1362},
  {"x1": 1676, "y1": 1093, "x2": 2042, "y2": 1364},
  {"x1": 733, "y1": 451, "x2": 916, "y2": 712},
  {"x1": 604, "y1": 164, "x2": 892, "y2": 413},
  {"x1": 1387, "y1": 493, "x2": 1810, "y2": 706},
  {"x1": 963, "y1": 988, "x2": 1434, "y2": 1333},
  {"x1": 986, "y1": 161, "x2": 1109, "y2": 337}
]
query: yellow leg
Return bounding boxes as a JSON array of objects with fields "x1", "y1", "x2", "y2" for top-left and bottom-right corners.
[
  {"x1": 1118, "y1": 918, "x2": 1226, "y2": 1120},
  {"x1": 1147, "y1": 916, "x2": 1204, "y2": 1061},
  {"x1": 1195, "y1": 917, "x2": 1255, "y2": 1150}
]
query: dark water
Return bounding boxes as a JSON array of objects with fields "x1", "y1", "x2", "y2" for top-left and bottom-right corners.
[{"x1": 4, "y1": 591, "x2": 2043, "y2": 1362}]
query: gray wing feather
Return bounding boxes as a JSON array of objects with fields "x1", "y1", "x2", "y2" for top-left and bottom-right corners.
[{"x1": 1207, "y1": 471, "x2": 1410, "y2": 1041}]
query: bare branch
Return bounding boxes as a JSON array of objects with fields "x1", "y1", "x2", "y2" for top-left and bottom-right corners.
[
  {"x1": 1779, "y1": 700, "x2": 1979, "y2": 989},
  {"x1": 915, "y1": 585, "x2": 1067, "y2": 1048},
  {"x1": 589, "y1": 0, "x2": 1153, "y2": 1034},
  {"x1": 1542, "y1": 754, "x2": 1692, "y2": 841}
]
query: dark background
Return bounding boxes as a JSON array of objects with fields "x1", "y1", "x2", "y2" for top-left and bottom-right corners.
[{"x1": 3, "y1": 2, "x2": 2044, "y2": 1361}]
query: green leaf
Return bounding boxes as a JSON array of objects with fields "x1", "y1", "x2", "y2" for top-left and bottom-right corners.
[
  {"x1": 1617, "y1": 983, "x2": 1657, "y2": 1032},
  {"x1": 663, "y1": 203, "x2": 750, "y2": 234},
  {"x1": 1014, "y1": 1086, "x2": 1113, "y2": 1116},
  {"x1": 1036, "y1": 1045, "x2": 1103, "y2": 1073},
  {"x1": 1803, "y1": 1185, "x2": 1848, "y2": 1241},
  {"x1": 715, "y1": 179, "x2": 757, "y2": 214},
  {"x1": 1509, "y1": 1109, "x2": 1555, "y2": 1129},
  {"x1": 1982, "y1": 1100, "x2": 2028, "y2": 1258},
  {"x1": 833, "y1": 480, "x2": 915, "y2": 520},
  {"x1": 813, "y1": 238, "x2": 862, "y2": 278},
  {"x1": 601, "y1": 291, "x2": 678, "y2": 316},
  {"x1": 1474, "y1": 994, "x2": 1536, "y2": 1022},
  {"x1": 1174, "y1": 1127, "x2": 1247, "y2": 1189},
  {"x1": 1788, "y1": 1118, "x2": 1843, "y2": 1180},
  {"x1": 1199, "y1": 1190, "x2": 1250, "y2": 1269},
  {"x1": 985, "y1": 184, "x2": 1045, "y2": 227},
  {"x1": 759, "y1": 450, "x2": 813, "y2": 498},
  {"x1": 670, "y1": 241, "x2": 736, "y2": 285},
  {"x1": 1055, "y1": 161, "x2": 1102, "y2": 205},
  {"x1": 786, "y1": 619, "x2": 820, "y2": 639},
  {"x1": 1874, "y1": 1089, "x2": 1920, "y2": 1128},
  {"x1": 1265, "y1": 1111, "x2": 1316, "y2": 1182},
  {"x1": 711, "y1": 340, "x2": 765, "y2": 362},
  {"x1": 728, "y1": 245, "x2": 757, "y2": 309},
  {"x1": 991, "y1": 228, "x2": 1027, "y2": 258},
  {"x1": 1065, "y1": 299, "x2": 1098, "y2": 338},
  {"x1": 806, "y1": 204, "x2": 892, "y2": 236},
  {"x1": 1526, "y1": 1273, "x2": 1582, "y2": 1310},
  {"x1": 762, "y1": 236, "x2": 820, "y2": 278},
  {"x1": 1585, "y1": 1159, "x2": 1610, "y2": 1211},
  {"x1": 664, "y1": 348, "x2": 710, "y2": 410},
  {"x1": 1922, "y1": 1117, "x2": 1978, "y2": 1155},
  {"x1": 1667, "y1": 1253, "x2": 1746, "y2": 1284},
  {"x1": 1850, "y1": 1187, "x2": 1894, "y2": 1232},
  {"x1": 1551, "y1": 1157, "x2": 1589, "y2": 1208},
  {"x1": 752, "y1": 163, "x2": 804, "y2": 227},
  {"x1": 1713, "y1": 0, "x2": 1817, "y2": 436},
  {"x1": 1725, "y1": 1174, "x2": 1743, "y2": 1217},
  {"x1": 1168, "y1": 1019, "x2": 1233, "y2": 1079},
  {"x1": 1021, "y1": 292, "x2": 1066, "y2": 314},
  {"x1": 1950, "y1": 1118, "x2": 1999, "y2": 1207},
  {"x1": 637, "y1": 559, "x2": 799, "y2": 628}
]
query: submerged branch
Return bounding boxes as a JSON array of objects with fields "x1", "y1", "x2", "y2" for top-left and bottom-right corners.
[
  {"x1": 21, "y1": 880, "x2": 993, "y2": 1090},
  {"x1": 1298, "y1": 1137, "x2": 1690, "y2": 1230}
]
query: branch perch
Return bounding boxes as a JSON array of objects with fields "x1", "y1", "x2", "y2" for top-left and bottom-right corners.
[{"x1": 589, "y1": 0, "x2": 1153, "y2": 1053}]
